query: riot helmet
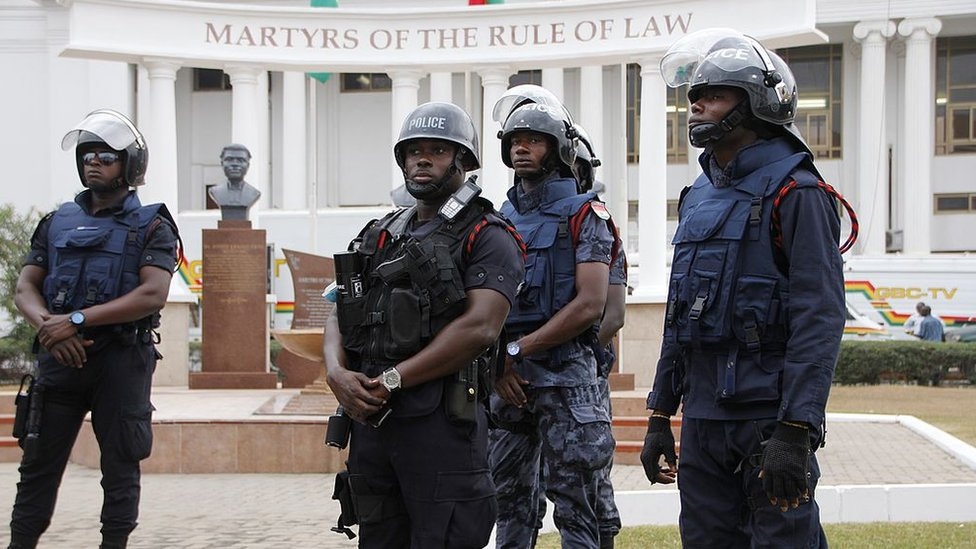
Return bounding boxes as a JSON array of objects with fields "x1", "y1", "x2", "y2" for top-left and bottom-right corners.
[
  {"x1": 573, "y1": 124, "x2": 602, "y2": 192},
  {"x1": 497, "y1": 102, "x2": 578, "y2": 176},
  {"x1": 62, "y1": 109, "x2": 148, "y2": 188},
  {"x1": 661, "y1": 28, "x2": 806, "y2": 151},
  {"x1": 394, "y1": 101, "x2": 480, "y2": 171},
  {"x1": 492, "y1": 84, "x2": 574, "y2": 128}
]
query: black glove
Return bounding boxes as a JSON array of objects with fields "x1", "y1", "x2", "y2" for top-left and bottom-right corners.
[
  {"x1": 761, "y1": 422, "x2": 811, "y2": 504},
  {"x1": 639, "y1": 415, "x2": 677, "y2": 483}
]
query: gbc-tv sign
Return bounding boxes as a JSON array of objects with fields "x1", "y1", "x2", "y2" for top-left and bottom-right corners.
[{"x1": 60, "y1": 0, "x2": 822, "y2": 72}]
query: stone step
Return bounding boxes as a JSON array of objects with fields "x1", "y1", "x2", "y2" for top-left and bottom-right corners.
[
  {"x1": 0, "y1": 392, "x2": 16, "y2": 415},
  {"x1": 608, "y1": 392, "x2": 651, "y2": 417},
  {"x1": 608, "y1": 372, "x2": 635, "y2": 392},
  {"x1": 0, "y1": 436, "x2": 21, "y2": 463},
  {"x1": 0, "y1": 414, "x2": 14, "y2": 438}
]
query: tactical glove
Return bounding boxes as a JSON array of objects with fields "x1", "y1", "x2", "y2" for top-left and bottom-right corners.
[
  {"x1": 639, "y1": 415, "x2": 677, "y2": 483},
  {"x1": 761, "y1": 422, "x2": 811, "y2": 505}
]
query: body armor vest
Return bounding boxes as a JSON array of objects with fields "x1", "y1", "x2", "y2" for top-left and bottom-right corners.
[
  {"x1": 337, "y1": 197, "x2": 503, "y2": 373},
  {"x1": 665, "y1": 138, "x2": 818, "y2": 400},
  {"x1": 43, "y1": 192, "x2": 169, "y2": 325},
  {"x1": 500, "y1": 178, "x2": 596, "y2": 335}
]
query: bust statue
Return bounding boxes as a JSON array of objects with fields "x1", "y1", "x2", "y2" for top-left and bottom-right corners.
[{"x1": 209, "y1": 144, "x2": 261, "y2": 221}]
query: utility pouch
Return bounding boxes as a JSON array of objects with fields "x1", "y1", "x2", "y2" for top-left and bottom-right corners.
[
  {"x1": 445, "y1": 360, "x2": 478, "y2": 424},
  {"x1": 330, "y1": 470, "x2": 358, "y2": 539},
  {"x1": 12, "y1": 374, "x2": 33, "y2": 440},
  {"x1": 22, "y1": 381, "x2": 45, "y2": 462}
]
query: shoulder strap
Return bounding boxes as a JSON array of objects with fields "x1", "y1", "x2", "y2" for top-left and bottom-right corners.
[
  {"x1": 568, "y1": 200, "x2": 621, "y2": 265},
  {"x1": 771, "y1": 176, "x2": 859, "y2": 255}
]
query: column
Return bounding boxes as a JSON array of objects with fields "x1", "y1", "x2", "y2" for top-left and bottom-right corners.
[
  {"x1": 634, "y1": 56, "x2": 668, "y2": 298},
  {"x1": 542, "y1": 67, "x2": 564, "y2": 101},
  {"x1": 281, "y1": 71, "x2": 307, "y2": 210},
  {"x1": 478, "y1": 66, "x2": 514, "y2": 206},
  {"x1": 390, "y1": 70, "x2": 423, "y2": 192},
  {"x1": 256, "y1": 70, "x2": 270, "y2": 209},
  {"x1": 853, "y1": 20, "x2": 896, "y2": 255},
  {"x1": 225, "y1": 64, "x2": 266, "y2": 206},
  {"x1": 898, "y1": 18, "x2": 941, "y2": 255},
  {"x1": 142, "y1": 58, "x2": 181, "y2": 214},
  {"x1": 429, "y1": 71, "x2": 453, "y2": 103}
]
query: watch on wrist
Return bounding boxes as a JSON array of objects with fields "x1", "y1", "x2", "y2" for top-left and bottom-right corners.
[
  {"x1": 380, "y1": 367, "x2": 402, "y2": 392},
  {"x1": 506, "y1": 341, "x2": 522, "y2": 362},
  {"x1": 69, "y1": 310, "x2": 86, "y2": 328}
]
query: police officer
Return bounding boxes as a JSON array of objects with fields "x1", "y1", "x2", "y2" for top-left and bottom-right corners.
[
  {"x1": 9, "y1": 109, "x2": 179, "y2": 549},
  {"x1": 641, "y1": 29, "x2": 847, "y2": 547},
  {"x1": 323, "y1": 101, "x2": 524, "y2": 548},
  {"x1": 489, "y1": 91, "x2": 616, "y2": 548}
]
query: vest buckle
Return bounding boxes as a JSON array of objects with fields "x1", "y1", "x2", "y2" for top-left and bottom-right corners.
[{"x1": 688, "y1": 293, "x2": 708, "y2": 321}]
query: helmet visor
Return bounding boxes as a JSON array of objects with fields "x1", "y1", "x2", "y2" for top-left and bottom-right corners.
[
  {"x1": 492, "y1": 84, "x2": 573, "y2": 126},
  {"x1": 61, "y1": 109, "x2": 141, "y2": 151},
  {"x1": 661, "y1": 28, "x2": 751, "y2": 88}
]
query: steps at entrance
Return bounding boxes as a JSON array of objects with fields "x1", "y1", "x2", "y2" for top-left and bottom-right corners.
[
  {"x1": 609, "y1": 392, "x2": 681, "y2": 466},
  {"x1": 0, "y1": 394, "x2": 20, "y2": 463}
]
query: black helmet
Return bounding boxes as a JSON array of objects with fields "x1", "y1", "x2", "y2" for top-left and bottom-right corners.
[
  {"x1": 394, "y1": 102, "x2": 480, "y2": 171},
  {"x1": 661, "y1": 28, "x2": 808, "y2": 150},
  {"x1": 61, "y1": 109, "x2": 148, "y2": 187},
  {"x1": 498, "y1": 102, "x2": 578, "y2": 172},
  {"x1": 573, "y1": 124, "x2": 602, "y2": 192}
]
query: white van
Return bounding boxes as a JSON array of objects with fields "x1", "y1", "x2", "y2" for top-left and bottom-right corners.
[{"x1": 843, "y1": 299, "x2": 890, "y2": 340}]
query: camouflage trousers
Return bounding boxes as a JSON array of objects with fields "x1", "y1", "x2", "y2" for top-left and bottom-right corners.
[
  {"x1": 534, "y1": 375, "x2": 621, "y2": 546},
  {"x1": 489, "y1": 383, "x2": 614, "y2": 548}
]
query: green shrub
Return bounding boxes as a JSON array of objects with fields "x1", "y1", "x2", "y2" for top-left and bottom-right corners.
[
  {"x1": 834, "y1": 340, "x2": 976, "y2": 385},
  {"x1": 0, "y1": 204, "x2": 41, "y2": 382}
]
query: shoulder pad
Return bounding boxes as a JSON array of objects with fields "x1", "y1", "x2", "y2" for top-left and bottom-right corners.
[
  {"x1": 589, "y1": 200, "x2": 611, "y2": 220},
  {"x1": 790, "y1": 168, "x2": 821, "y2": 188}
]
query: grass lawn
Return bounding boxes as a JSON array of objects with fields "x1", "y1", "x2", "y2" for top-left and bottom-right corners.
[{"x1": 538, "y1": 384, "x2": 976, "y2": 548}]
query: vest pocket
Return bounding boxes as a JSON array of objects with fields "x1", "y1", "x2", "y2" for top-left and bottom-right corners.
[
  {"x1": 715, "y1": 351, "x2": 783, "y2": 404},
  {"x1": 384, "y1": 287, "x2": 423, "y2": 359},
  {"x1": 732, "y1": 275, "x2": 778, "y2": 348}
]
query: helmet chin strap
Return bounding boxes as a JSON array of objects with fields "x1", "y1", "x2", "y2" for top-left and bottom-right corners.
[
  {"x1": 688, "y1": 100, "x2": 751, "y2": 148},
  {"x1": 404, "y1": 154, "x2": 462, "y2": 199}
]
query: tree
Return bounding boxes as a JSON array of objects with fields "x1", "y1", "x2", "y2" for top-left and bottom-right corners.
[{"x1": 0, "y1": 204, "x2": 40, "y2": 379}]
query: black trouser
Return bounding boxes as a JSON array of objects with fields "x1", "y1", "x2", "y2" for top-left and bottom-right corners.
[{"x1": 10, "y1": 338, "x2": 156, "y2": 540}]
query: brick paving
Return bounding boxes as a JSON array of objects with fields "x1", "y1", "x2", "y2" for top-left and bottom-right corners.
[{"x1": 1, "y1": 406, "x2": 974, "y2": 547}]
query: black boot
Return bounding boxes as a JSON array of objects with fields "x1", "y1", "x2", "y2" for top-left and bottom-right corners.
[
  {"x1": 7, "y1": 532, "x2": 38, "y2": 549},
  {"x1": 99, "y1": 534, "x2": 128, "y2": 549}
]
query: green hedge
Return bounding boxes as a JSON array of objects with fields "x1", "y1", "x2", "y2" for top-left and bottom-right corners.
[{"x1": 835, "y1": 340, "x2": 976, "y2": 385}]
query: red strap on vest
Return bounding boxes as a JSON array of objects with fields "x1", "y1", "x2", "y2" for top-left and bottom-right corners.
[
  {"x1": 465, "y1": 218, "x2": 527, "y2": 261},
  {"x1": 771, "y1": 180, "x2": 859, "y2": 254},
  {"x1": 569, "y1": 202, "x2": 622, "y2": 265}
]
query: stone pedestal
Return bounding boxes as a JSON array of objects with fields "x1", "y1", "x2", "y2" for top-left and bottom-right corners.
[{"x1": 191, "y1": 220, "x2": 277, "y2": 389}]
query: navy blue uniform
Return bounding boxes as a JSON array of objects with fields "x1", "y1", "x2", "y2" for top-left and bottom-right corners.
[
  {"x1": 12, "y1": 190, "x2": 177, "y2": 542},
  {"x1": 647, "y1": 137, "x2": 844, "y2": 548},
  {"x1": 341, "y1": 202, "x2": 524, "y2": 549},
  {"x1": 490, "y1": 177, "x2": 616, "y2": 549}
]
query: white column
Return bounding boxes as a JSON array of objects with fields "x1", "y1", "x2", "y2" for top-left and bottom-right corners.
[
  {"x1": 224, "y1": 64, "x2": 265, "y2": 207},
  {"x1": 429, "y1": 72, "x2": 453, "y2": 103},
  {"x1": 898, "y1": 18, "x2": 941, "y2": 255},
  {"x1": 256, "y1": 70, "x2": 270, "y2": 209},
  {"x1": 634, "y1": 56, "x2": 668, "y2": 298},
  {"x1": 853, "y1": 21, "x2": 896, "y2": 255},
  {"x1": 542, "y1": 67, "x2": 564, "y2": 101},
  {"x1": 142, "y1": 58, "x2": 181, "y2": 214},
  {"x1": 578, "y1": 66, "x2": 605, "y2": 158},
  {"x1": 390, "y1": 70, "x2": 423, "y2": 192},
  {"x1": 281, "y1": 71, "x2": 307, "y2": 210},
  {"x1": 478, "y1": 67, "x2": 514, "y2": 206}
]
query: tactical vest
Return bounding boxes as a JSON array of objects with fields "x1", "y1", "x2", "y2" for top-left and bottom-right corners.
[
  {"x1": 500, "y1": 178, "x2": 596, "y2": 336},
  {"x1": 665, "y1": 139, "x2": 818, "y2": 399},
  {"x1": 337, "y1": 197, "x2": 504, "y2": 374},
  {"x1": 43, "y1": 192, "x2": 170, "y2": 326}
]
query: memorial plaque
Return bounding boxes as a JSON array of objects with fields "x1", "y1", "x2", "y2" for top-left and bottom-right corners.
[
  {"x1": 283, "y1": 249, "x2": 335, "y2": 330},
  {"x1": 191, "y1": 226, "x2": 278, "y2": 389}
]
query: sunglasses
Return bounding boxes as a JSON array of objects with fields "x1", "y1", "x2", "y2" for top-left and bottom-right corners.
[{"x1": 81, "y1": 151, "x2": 121, "y2": 166}]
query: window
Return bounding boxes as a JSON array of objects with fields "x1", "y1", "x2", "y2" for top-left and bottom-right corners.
[
  {"x1": 777, "y1": 44, "x2": 843, "y2": 159},
  {"x1": 194, "y1": 69, "x2": 231, "y2": 91},
  {"x1": 936, "y1": 36, "x2": 976, "y2": 155},
  {"x1": 340, "y1": 73, "x2": 392, "y2": 92},
  {"x1": 509, "y1": 70, "x2": 542, "y2": 87},
  {"x1": 665, "y1": 87, "x2": 689, "y2": 163},
  {"x1": 626, "y1": 64, "x2": 641, "y2": 163},
  {"x1": 666, "y1": 199, "x2": 680, "y2": 220},
  {"x1": 934, "y1": 193, "x2": 976, "y2": 213}
]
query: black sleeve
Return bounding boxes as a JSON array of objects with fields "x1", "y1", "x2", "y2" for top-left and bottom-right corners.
[
  {"x1": 140, "y1": 217, "x2": 179, "y2": 272},
  {"x1": 463, "y1": 223, "x2": 526, "y2": 309},
  {"x1": 22, "y1": 212, "x2": 54, "y2": 269}
]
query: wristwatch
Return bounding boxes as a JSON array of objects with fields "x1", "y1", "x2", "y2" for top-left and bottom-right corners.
[
  {"x1": 380, "y1": 367, "x2": 402, "y2": 392},
  {"x1": 69, "y1": 310, "x2": 86, "y2": 329},
  {"x1": 506, "y1": 341, "x2": 523, "y2": 362}
]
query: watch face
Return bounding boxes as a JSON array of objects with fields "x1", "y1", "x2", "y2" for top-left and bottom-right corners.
[
  {"x1": 383, "y1": 368, "x2": 401, "y2": 390},
  {"x1": 507, "y1": 341, "x2": 520, "y2": 357},
  {"x1": 70, "y1": 311, "x2": 85, "y2": 326}
]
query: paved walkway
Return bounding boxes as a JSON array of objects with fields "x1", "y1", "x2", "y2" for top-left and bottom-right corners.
[{"x1": 1, "y1": 389, "x2": 975, "y2": 547}]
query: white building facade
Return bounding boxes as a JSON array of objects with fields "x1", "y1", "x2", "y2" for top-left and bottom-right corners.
[{"x1": 3, "y1": 0, "x2": 976, "y2": 384}]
